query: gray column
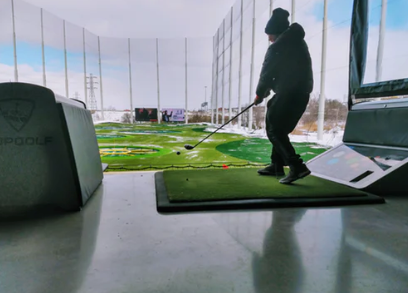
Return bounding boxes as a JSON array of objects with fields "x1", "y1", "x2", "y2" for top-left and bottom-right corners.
[{"x1": 291, "y1": 0, "x2": 296, "y2": 23}]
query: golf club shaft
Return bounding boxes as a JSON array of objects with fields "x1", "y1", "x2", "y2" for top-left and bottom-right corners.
[{"x1": 193, "y1": 102, "x2": 255, "y2": 148}]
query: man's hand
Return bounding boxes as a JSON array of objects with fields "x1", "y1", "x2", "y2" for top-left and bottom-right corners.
[{"x1": 254, "y1": 96, "x2": 263, "y2": 106}]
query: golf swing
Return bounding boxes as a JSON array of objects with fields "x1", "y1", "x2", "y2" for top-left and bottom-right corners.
[
  {"x1": 254, "y1": 8, "x2": 314, "y2": 184},
  {"x1": 184, "y1": 102, "x2": 255, "y2": 150},
  {"x1": 186, "y1": 7, "x2": 313, "y2": 186}
]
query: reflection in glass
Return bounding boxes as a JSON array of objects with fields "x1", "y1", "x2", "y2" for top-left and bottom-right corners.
[{"x1": 364, "y1": 0, "x2": 408, "y2": 84}]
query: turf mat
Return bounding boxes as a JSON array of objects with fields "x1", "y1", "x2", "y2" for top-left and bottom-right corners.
[
  {"x1": 155, "y1": 168, "x2": 385, "y2": 213},
  {"x1": 164, "y1": 168, "x2": 370, "y2": 202}
]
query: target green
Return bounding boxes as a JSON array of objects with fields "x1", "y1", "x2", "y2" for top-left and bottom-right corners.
[{"x1": 99, "y1": 145, "x2": 172, "y2": 159}]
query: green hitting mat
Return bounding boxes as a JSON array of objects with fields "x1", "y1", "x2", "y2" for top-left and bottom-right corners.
[{"x1": 155, "y1": 168, "x2": 385, "y2": 213}]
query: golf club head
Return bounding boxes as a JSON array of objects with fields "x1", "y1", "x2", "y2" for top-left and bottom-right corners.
[{"x1": 184, "y1": 144, "x2": 194, "y2": 150}]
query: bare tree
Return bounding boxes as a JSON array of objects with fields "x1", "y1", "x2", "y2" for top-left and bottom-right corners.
[
  {"x1": 300, "y1": 94, "x2": 348, "y2": 127},
  {"x1": 253, "y1": 106, "x2": 265, "y2": 129},
  {"x1": 121, "y1": 113, "x2": 132, "y2": 124}
]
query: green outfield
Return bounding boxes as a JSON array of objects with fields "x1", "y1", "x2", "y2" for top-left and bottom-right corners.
[{"x1": 95, "y1": 123, "x2": 329, "y2": 170}]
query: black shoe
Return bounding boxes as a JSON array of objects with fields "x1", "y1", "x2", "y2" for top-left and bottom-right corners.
[
  {"x1": 279, "y1": 164, "x2": 311, "y2": 184},
  {"x1": 258, "y1": 164, "x2": 285, "y2": 177}
]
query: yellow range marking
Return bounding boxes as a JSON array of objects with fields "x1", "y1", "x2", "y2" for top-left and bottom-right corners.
[{"x1": 99, "y1": 148, "x2": 158, "y2": 157}]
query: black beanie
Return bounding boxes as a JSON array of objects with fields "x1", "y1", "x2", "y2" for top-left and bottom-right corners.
[{"x1": 265, "y1": 8, "x2": 290, "y2": 35}]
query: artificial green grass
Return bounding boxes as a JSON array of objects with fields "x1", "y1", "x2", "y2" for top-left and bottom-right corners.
[
  {"x1": 163, "y1": 168, "x2": 368, "y2": 202},
  {"x1": 96, "y1": 123, "x2": 246, "y2": 166},
  {"x1": 216, "y1": 138, "x2": 329, "y2": 163},
  {"x1": 95, "y1": 123, "x2": 331, "y2": 169}
]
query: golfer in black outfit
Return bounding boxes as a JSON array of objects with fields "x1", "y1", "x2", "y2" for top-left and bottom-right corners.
[{"x1": 254, "y1": 8, "x2": 314, "y2": 184}]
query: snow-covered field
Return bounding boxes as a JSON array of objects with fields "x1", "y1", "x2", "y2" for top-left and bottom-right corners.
[
  {"x1": 94, "y1": 116, "x2": 343, "y2": 148},
  {"x1": 203, "y1": 124, "x2": 344, "y2": 148}
]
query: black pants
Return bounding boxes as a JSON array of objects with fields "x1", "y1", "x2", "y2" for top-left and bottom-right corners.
[{"x1": 266, "y1": 93, "x2": 310, "y2": 169}]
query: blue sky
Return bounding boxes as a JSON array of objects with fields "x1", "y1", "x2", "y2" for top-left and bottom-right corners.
[
  {"x1": 311, "y1": 0, "x2": 408, "y2": 29},
  {"x1": 0, "y1": 42, "x2": 97, "y2": 72}
]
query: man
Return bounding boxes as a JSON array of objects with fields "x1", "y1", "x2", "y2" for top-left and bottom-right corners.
[
  {"x1": 254, "y1": 8, "x2": 314, "y2": 184},
  {"x1": 162, "y1": 110, "x2": 173, "y2": 122}
]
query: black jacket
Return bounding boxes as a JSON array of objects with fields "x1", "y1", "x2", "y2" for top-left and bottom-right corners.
[{"x1": 256, "y1": 23, "x2": 314, "y2": 98}]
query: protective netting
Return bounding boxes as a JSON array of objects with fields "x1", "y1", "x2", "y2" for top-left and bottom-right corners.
[
  {"x1": 14, "y1": 0, "x2": 42, "y2": 86},
  {"x1": 65, "y1": 22, "x2": 86, "y2": 103},
  {"x1": 129, "y1": 38, "x2": 157, "y2": 109},
  {"x1": 0, "y1": 0, "x2": 14, "y2": 83},
  {"x1": 1, "y1": 0, "x2": 213, "y2": 123},
  {"x1": 42, "y1": 10, "x2": 65, "y2": 96},
  {"x1": 211, "y1": 0, "x2": 390, "y2": 132},
  {"x1": 99, "y1": 36, "x2": 130, "y2": 119}
]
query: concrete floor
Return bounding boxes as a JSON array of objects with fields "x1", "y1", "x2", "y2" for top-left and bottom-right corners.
[{"x1": 1, "y1": 171, "x2": 408, "y2": 293}]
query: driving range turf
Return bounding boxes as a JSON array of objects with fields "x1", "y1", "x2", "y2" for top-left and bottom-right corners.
[
  {"x1": 96, "y1": 123, "x2": 329, "y2": 169},
  {"x1": 162, "y1": 168, "x2": 368, "y2": 202}
]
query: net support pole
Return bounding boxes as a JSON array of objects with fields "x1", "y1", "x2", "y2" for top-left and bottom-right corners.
[
  {"x1": 237, "y1": 0, "x2": 244, "y2": 129},
  {"x1": 228, "y1": 7, "x2": 234, "y2": 128},
  {"x1": 11, "y1": 0, "x2": 18, "y2": 82},
  {"x1": 376, "y1": 0, "x2": 387, "y2": 82},
  {"x1": 41, "y1": 8, "x2": 46, "y2": 87},
  {"x1": 128, "y1": 38, "x2": 134, "y2": 124},
  {"x1": 97, "y1": 36, "x2": 104, "y2": 120},
  {"x1": 317, "y1": 0, "x2": 328, "y2": 140},
  {"x1": 185, "y1": 37, "x2": 189, "y2": 124},
  {"x1": 215, "y1": 29, "x2": 220, "y2": 125},
  {"x1": 248, "y1": 0, "x2": 256, "y2": 131},
  {"x1": 83, "y1": 28, "x2": 88, "y2": 106},
  {"x1": 63, "y1": 20, "x2": 69, "y2": 99},
  {"x1": 211, "y1": 36, "x2": 215, "y2": 124},
  {"x1": 221, "y1": 19, "x2": 226, "y2": 125},
  {"x1": 156, "y1": 38, "x2": 161, "y2": 124},
  {"x1": 291, "y1": 0, "x2": 296, "y2": 23},
  {"x1": 264, "y1": 0, "x2": 274, "y2": 122}
]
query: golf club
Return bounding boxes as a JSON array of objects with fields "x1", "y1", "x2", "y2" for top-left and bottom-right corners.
[{"x1": 184, "y1": 102, "x2": 255, "y2": 150}]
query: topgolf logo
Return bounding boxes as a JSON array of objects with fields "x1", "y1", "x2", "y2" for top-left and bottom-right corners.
[{"x1": 0, "y1": 99, "x2": 35, "y2": 132}]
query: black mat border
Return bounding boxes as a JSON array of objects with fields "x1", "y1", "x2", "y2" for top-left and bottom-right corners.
[{"x1": 155, "y1": 172, "x2": 385, "y2": 214}]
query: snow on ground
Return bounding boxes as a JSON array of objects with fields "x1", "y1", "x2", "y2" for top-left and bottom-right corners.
[
  {"x1": 120, "y1": 132, "x2": 153, "y2": 135},
  {"x1": 185, "y1": 150, "x2": 199, "y2": 159},
  {"x1": 94, "y1": 120, "x2": 123, "y2": 125},
  {"x1": 93, "y1": 118, "x2": 343, "y2": 148},
  {"x1": 165, "y1": 135, "x2": 185, "y2": 142},
  {"x1": 203, "y1": 123, "x2": 344, "y2": 148},
  {"x1": 289, "y1": 129, "x2": 344, "y2": 148}
]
